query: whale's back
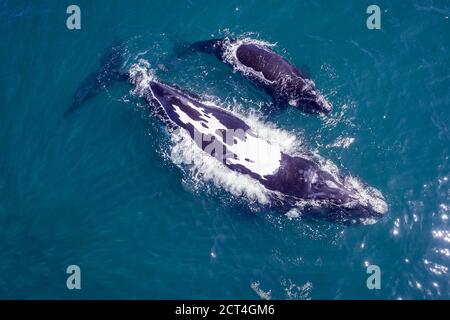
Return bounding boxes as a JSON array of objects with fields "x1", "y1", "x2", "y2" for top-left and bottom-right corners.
[{"x1": 235, "y1": 44, "x2": 301, "y2": 82}]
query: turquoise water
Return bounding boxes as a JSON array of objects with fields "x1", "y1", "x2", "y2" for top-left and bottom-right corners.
[{"x1": 1, "y1": 0, "x2": 449, "y2": 299}]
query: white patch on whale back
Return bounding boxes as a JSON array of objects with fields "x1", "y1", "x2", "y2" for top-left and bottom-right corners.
[
  {"x1": 170, "y1": 129, "x2": 271, "y2": 205},
  {"x1": 171, "y1": 101, "x2": 282, "y2": 179},
  {"x1": 208, "y1": 101, "x2": 301, "y2": 154},
  {"x1": 167, "y1": 105, "x2": 302, "y2": 206}
]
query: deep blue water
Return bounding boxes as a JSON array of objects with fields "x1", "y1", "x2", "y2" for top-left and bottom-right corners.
[{"x1": 0, "y1": 0, "x2": 449, "y2": 299}]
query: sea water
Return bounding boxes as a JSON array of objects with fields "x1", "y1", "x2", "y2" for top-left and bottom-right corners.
[{"x1": 0, "y1": 0, "x2": 449, "y2": 299}]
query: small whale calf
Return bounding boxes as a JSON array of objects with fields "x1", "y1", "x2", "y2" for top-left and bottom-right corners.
[{"x1": 182, "y1": 38, "x2": 332, "y2": 115}]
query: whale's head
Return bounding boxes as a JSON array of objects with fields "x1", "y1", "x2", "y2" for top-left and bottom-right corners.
[
  {"x1": 288, "y1": 79, "x2": 332, "y2": 115},
  {"x1": 289, "y1": 90, "x2": 332, "y2": 115},
  {"x1": 306, "y1": 170, "x2": 389, "y2": 225},
  {"x1": 341, "y1": 178, "x2": 389, "y2": 224},
  {"x1": 270, "y1": 155, "x2": 387, "y2": 224}
]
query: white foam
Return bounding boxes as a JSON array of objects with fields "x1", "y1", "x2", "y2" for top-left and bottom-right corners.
[
  {"x1": 221, "y1": 37, "x2": 278, "y2": 85},
  {"x1": 281, "y1": 279, "x2": 313, "y2": 300},
  {"x1": 329, "y1": 137, "x2": 355, "y2": 149},
  {"x1": 129, "y1": 59, "x2": 155, "y2": 96},
  {"x1": 250, "y1": 281, "x2": 272, "y2": 300},
  {"x1": 286, "y1": 208, "x2": 301, "y2": 219}
]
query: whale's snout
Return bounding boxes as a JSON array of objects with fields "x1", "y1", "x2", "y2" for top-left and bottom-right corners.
[
  {"x1": 346, "y1": 201, "x2": 387, "y2": 225},
  {"x1": 344, "y1": 183, "x2": 388, "y2": 224},
  {"x1": 308, "y1": 167, "x2": 388, "y2": 224},
  {"x1": 291, "y1": 90, "x2": 332, "y2": 115},
  {"x1": 315, "y1": 94, "x2": 332, "y2": 115}
]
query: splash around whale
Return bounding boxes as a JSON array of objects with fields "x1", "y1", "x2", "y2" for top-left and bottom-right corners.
[{"x1": 128, "y1": 60, "x2": 387, "y2": 224}]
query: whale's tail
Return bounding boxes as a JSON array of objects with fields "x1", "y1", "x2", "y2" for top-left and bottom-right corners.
[
  {"x1": 64, "y1": 40, "x2": 129, "y2": 117},
  {"x1": 166, "y1": 39, "x2": 226, "y2": 69},
  {"x1": 186, "y1": 39, "x2": 225, "y2": 55},
  {"x1": 160, "y1": 39, "x2": 222, "y2": 72}
]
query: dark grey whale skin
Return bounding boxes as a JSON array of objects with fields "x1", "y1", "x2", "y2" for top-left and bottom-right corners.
[
  {"x1": 143, "y1": 81, "x2": 383, "y2": 223},
  {"x1": 64, "y1": 41, "x2": 127, "y2": 116},
  {"x1": 186, "y1": 38, "x2": 332, "y2": 115}
]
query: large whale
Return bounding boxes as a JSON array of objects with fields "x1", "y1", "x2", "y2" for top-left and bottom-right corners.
[
  {"x1": 179, "y1": 37, "x2": 332, "y2": 115},
  {"x1": 127, "y1": 61, "x2": 387, "y2": 224}
]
